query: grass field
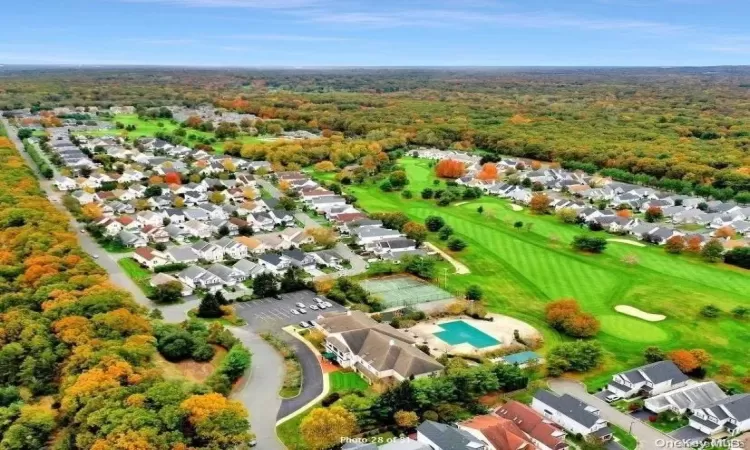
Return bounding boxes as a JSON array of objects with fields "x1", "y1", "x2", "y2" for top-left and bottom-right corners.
[
  {"x1": 75, "y1": 114, "x2": 266, "y2": 153},
  {"x1": 325, "y1": 157, "x2": 750, "y2": 388},
  {"x1": 118, "y1": 257, "x2": 155, "y2": 296},
  {"x1": 329, "y1": 371, "x2": 369, "y2": 393}
]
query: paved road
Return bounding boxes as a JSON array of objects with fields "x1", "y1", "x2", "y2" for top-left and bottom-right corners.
[
  {"x1": 1, "y1": 118, "x2": 152, "y2": 308},
  {"x1": 229, "y1": 328, "x2": 286, "y2": 450},
  {"x1": 277, "y1": 334, "x2": 325, "y2": 420},
  {"x1": 549, "y1": 379, "x2": 675, "y2": 450}
]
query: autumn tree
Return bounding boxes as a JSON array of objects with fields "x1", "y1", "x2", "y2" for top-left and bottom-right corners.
[
  {"x1": 435, "y1": 159, "x2": 466, "y2": 179},
  {"x1": 394, "y1": 410, "x2": 419, "y2": 429},
  {"x1": 616, "y1": 209, "x2": 633, "y2": 218},
  {"x1": 529, "y1": 192, "x2": 551, "y2": 214},
  {"x1": 476, "y1": 163, "x2": 498, "y2": 181},
  {"x1": 686, "y1": 235, "x2": 703, "y2": 253},
  {"x1": 556, "y1": 207, "x2": 579, "y2": 224},
  {"x1": 715, "y1": 226, "x2": 736, "y2": 239},
  {"x1": 545, "y1": 299, "x2": 599, "y2": 338},
  {"x1": 314, "y1": 160, "x2": 336, "y2": 172},
  {"x1": 664, "y1": 235, "x2": 686, "y2": 254},
  {"x1": 209, "y1": 191, "x2": 225, "y2": 204},
  {"x1": 668, "y1": 349, "x2": 700, "y2": 373},
  {"x1": 164, "y1": 172, "x2": 181, "y2": 185},
  {"x1": 403, "y1": 221, "x2": 428, "y2": 245},
  {"x1": 181, "y1": 393, "x2": 252, "y2": 448},
  {"x1": 301, "y1": 406, "x2": 357, "y2": 450},
  {"x1": 644, "y1": 206, "x2": 664, "y2": 223},
  {"x1": 306, "y1": 227, "x2": 338, "y2": 248},
  {"x1": 82, "y1": 203, "x2": 103, "y2": 221}
]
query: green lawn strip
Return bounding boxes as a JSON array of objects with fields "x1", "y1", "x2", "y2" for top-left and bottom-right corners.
[
  {"x1": 611, "y1": 424, "x2": 638, "y2": 450},
  {"x1": 276, "y1": 403, "x2": 318, "y2": 450},
  {"x1": 323, "y1": 159, "x2": 750, "y2": 386},
  {"x1": 186, "y1": 309, "x2": 247, "y2": 327},
  {"x1": 647, "y1": 413, "x2": 689, "y2": 433},
  {"x1": 329, "y1": 371, "x2": 369, "y2": 393},
  {"x1": 117, "y1": 257, "x2": 155, "y2": 296}
]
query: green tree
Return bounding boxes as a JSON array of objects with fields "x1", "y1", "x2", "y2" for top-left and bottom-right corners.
[
  {"x1": 438, "y1": 225, "x2": 454, "y2": 240},
  {"x1": 197, "y1": 292, "x2": 223, "y2": 319},
  {"x1": 425, "y1": 215, "x2": 445, "y2": 232},
  {"x1": 644, "y1": 346, "x2": 666, "y2": 363},
  {"x1": 253, "y1": 272, "x2": 279, "y2": 298},
  {"x1": 447, "y1": 237, "x2": 467, "y2": 251},
  {"x1": 465, "y1": 285, "x2": 483, "y2": 301},
  {"x1": 701, "y1": 239, "x2": 724, "y2": 263},
  {"x1": 572, "y1": 236, "x2": 607, "y2": 253},
  {"x1": 151, "y1": 281, "x2": 183, "y2": 304}
]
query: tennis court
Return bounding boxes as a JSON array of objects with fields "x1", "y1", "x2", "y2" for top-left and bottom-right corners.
[{"x1": 359, "y1": 275, "x2": 454, "y2": 308}]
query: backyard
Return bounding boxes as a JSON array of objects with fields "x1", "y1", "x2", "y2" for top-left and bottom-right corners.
[
  {"x1": 118, "y1": 257, "x2": 155, "y2": 296},
  {"x1": 329, "y1": 157, "x2": 750, "y2": 388}
]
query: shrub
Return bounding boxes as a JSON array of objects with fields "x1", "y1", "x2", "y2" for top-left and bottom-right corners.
[
  {"x1": 191, "y1": 343, "x2": 216, "y2": 362},
  {"x1": 425, "y1": 215, "x2": 445, "y2": 232},
  {"x1": 572, "y1": 235, "x2": 607, "y2": 253},
  {"x1": 700, "y1": 305, "x2": 721, "y2": 318},
  {"x1": 447, "y1": 237, "x2": 467, "y2": 251}
]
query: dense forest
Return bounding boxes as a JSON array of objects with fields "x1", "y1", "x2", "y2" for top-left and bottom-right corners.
[
  {"x1": 1, "y1": 67, "x2": 750, "y2": 198},
  {"x1": 0, "y1": 124, "x2": 250, "y2": 449}
]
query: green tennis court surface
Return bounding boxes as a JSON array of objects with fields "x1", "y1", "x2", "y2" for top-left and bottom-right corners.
[{"x1": 359, "y1": 275, "x2": 454, "y2": 308}]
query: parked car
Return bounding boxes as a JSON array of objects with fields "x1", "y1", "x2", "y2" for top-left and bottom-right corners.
[
  {"x1": 318, "y1": 304, "x2": 328, "y2": 309},
  {"x1": 296, "y1": 302, "x2": 305, "y2": 308},
  {"x1": 298, "y1": 321, "x2": 310, "y2": 328},
  {"x1": 291, "y1": 309, "x2": 300, "y2": 315},
  {"x1": 605, "y1": 393, "x2": 621, "y2": 403},
  {"x1": 92, "y1": 254, "x2": 99, "y2": 259},
  {"x1": 298, "y1": 308, "x2": 307, "y2": 314},
  {"x1": 309, "y1": 304, "x2": 319, "y2": 310},
  {"x1": 323, "y1": 301, "x2": 333, "y2": 308},
  {"x1": 315, "y1": 297, "x2": 326, "y2": 304}
]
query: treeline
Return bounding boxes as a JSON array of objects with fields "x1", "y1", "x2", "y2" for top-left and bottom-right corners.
[
  {"x1": 22, "y1": 140, "x2": 53, "y2": 179},
  {"x1": 0, "y1": 130, "x2": 252, "y2": 449}
]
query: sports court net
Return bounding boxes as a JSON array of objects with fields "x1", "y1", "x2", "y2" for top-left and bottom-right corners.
[{"x1": 359, "y1": 275, "x2": 454, "y2": 308}]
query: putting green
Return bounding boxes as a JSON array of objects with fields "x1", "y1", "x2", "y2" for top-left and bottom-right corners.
[{"x1": 598, "y1": 315, "x2": 670, "y2": 343}]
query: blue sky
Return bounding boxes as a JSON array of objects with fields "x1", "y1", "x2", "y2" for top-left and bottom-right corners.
[{"x1": 1, "y1": 0, "x2": 749, "y2": 66}]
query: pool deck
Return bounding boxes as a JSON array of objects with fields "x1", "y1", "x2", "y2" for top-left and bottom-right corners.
[{"x1": 404, "y1": 314, "x2": 541, "y2": 357}]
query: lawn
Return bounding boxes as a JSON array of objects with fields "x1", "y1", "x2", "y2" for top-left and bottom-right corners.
[
  {"x1": 611, "y1": 424, "x2": 638, "y2": 450},
  {"x1": 277, "y1": 402, "x2": 318, "y2": 450},
  {"x1": 321, "y1": 157, "x2": 750, "y2": 388},
  {"x1": 118, "y1": 257, "x2": 155, "y2": 296},
  {"x1": 329, "y1": 371, "x2": 369, "y2": 393},
  {"x1": 74, "y1": 114, "x2": 267, "y2": 153}
]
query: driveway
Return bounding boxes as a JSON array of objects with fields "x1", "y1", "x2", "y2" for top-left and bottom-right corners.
[
  {"x1": 549, "y1": 379, "x2": 676, "y2": 450},
  {"x1": 276, "y1": 333, "x2": 325, "y2": 421}
]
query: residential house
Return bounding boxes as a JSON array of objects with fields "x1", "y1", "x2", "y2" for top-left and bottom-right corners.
[
  {"x1": 136, "y1": 211, "x2": 164, "y2": 228},
  {"x1": 607, "y1": 361, "x2": 689, "y2": 399},
  {"x1": 311, "y1": 250, "x2": 344, "y2": 269},
  {"x1": 257, "y1": 253, "x2": 290, "y2": 273},
  {"x1": 416, "y1": 421, "x2": 487, "y2": 450},
  {"x1": 53, "y1": 176, "x2": 78, "y2": 191},
  {"x1": 206, "y1": 263, "x2": 246, "y2": 286},
  {"x1": 133, "y1": 247, "x2": 169, "y2": 270},
  {"x1": 281, "y1": 249, "x2": 316, "y2": 268},
  {"x1": 72, "y1": 190, "x2": 95, "y2": 205},
  {"x1": 177, "y1": 266, "x2": 223, "y2": 292},
  {"x1": 150, "y1": 273, "x2": 193, "y2": 296},
  {"x1": 270, "y1": 209, "x2": 295, "y2": 226},
  {"x1": 248, "y1": 212, "x2": 275, "y2": 232},
  {"x1": 164, "y1": 208, "x2": 187, "y2": 224},
  {"x1": 164, "y1": 224, "x2": 187, "y2": 243},
  {"x1": 531, "y1": 390, "x2": 613, "y2": 441},
  {"x1": 117, "y1": 230, "x2": 147, "y2": 248},
  {"x1": 141, "y1": 225, "x2": 170, "y2": 244},
  {"x1": 311, "y1": 195, "x2": 348, "y2": 213},
  {"x1": 191, "y1": 240, "x2": 224, "y2": 262},
  {"x1": 280, "y1": 227, "x2": 314, "y2": 247},
  {"x1": 356, "y1": 226, "x2": 403, "y2": 247},
  {"x1": 183, "y1": 208, "x2": 210, "y2": 222},
  {"x1": 496, "y1": 401, "x2": 568, "y2": 450},
  {"x1": 689, "y1": 394, "x2": 750, "y2": 436},
  {"x1": 95, "y1": 217, "x2": 123, "y2": 236},
  {"x1": 214, "y1": 237, "x2": 248, "y2": 260},
  {"x1": 166, "y1": 246, "x2": 200, "y2": 264},
  {"x1": 373, "y1": 238, "x2": 418, "y2": 258},
  {"x1": 457, "y1": 415, "x2": 536, "y2": 450},
  {"x1": 232, "y1": 259, "x2": 266, "y2": 278},
  {"x1": 235, "y1": 236, "x2": 268, "y2": 254},
  {"x1": 645, "y1": 382, "x2": 728, "y2": 415},
  {"x1": 316, "y1": 310, "x2": 443, "y2": 383},
  {"x1": 183, "y1": 220, "x2": 212, "y2": 239}
]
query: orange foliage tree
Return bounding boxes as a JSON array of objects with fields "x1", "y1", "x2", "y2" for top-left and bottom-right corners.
[
  {"x1": 476, "y1": 163, "x2": 498, "y2": 181},
  {"x1": 435, "y1": 159, "x2": 466, "y2": 179},
  {"x1": 529, "y1": 193, "x2": 552, "y2": 214}
]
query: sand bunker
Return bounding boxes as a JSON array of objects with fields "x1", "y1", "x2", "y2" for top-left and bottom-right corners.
[
  {"x1": 509, "y1": 204, "x2": 523, "y2": 211},
  {"x1": 615, "y1": 305, "x2": 666, "y2": 322},
  {"x1": 608, "y1": 239, "x2": 645, "y2": 247}
]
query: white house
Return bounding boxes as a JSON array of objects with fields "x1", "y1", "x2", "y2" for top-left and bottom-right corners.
[
  {"x1": 688, "y1": 394, "x2": 750, "y2": 436},
  {"x1": 355, "y1": 226, "x2": 403, "y2": 247},
  {"x1": 177, "y1": 266, "x2": 223, "y2": 292},
  {"x1": 54, "y1": 176, "x2": 78, "y2": 191},
  {"x1": 191, "y1": 240, "x2": 224, "y2": 262},
  {"x1": 132, "y1": 247, "x2": 169, "y2": 270},
  {"x1": 607, "y1": 361, "x2": 689, "y2": 399},
  {"x1": 315, "y1": 311, "x2": 443, "y2": 384},
  {"x1": 531, "y1": 390, "x2": 613, "y2": 441},
  {"x1": 182, "y1": 220, "x2": 212, "y2": 239},
  {"x1": 645, "y1": 382, "x2": 728, "y2": 415},
  {"x1": 214, "y1": 237, "x2": 248, "y2": 260}
]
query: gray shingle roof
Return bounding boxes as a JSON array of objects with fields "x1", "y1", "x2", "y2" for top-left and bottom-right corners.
[
  {"x1": 416, "y1": 421, "x2": 484, "y2": 450},
  {"x1": 533, "y1": 390, "x2": 601, "y2": 428}
]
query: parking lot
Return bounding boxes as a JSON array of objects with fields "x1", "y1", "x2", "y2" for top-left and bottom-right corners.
[{"x1": 234, "y1": 290, "x2": 346, "y2": 331}]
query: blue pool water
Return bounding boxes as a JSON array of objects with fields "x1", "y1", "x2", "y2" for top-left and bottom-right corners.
[{"x1": 433, "y1": 320, "x2": 501, "y2": 348}]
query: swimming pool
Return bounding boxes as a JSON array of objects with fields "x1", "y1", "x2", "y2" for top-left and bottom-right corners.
[{"x1": 433, "y1": 320, "x2": 501, "y2": 349}]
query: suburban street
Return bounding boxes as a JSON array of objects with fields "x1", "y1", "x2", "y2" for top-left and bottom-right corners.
[{"x1": 548, "y1": 379, "x2": 676, "y2": 450}]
